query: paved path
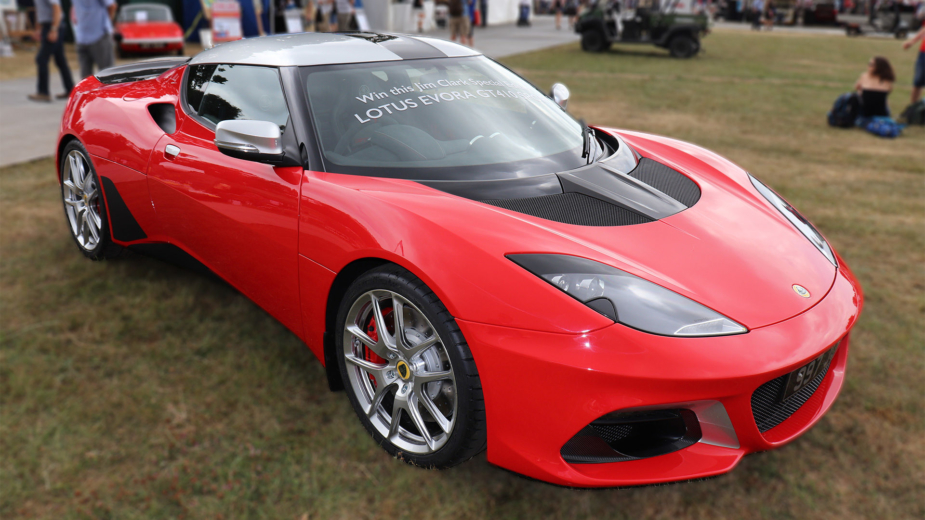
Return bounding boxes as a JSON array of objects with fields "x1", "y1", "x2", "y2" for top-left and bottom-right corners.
[
  {"x1": 0, "y1": 74, "x2": 71, "y2": 168},
  {"x1": 0, "y1": 16, "x2": 577, "y2": 168}
]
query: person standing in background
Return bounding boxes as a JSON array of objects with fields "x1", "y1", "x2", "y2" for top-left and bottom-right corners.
[
  {"x1": 72, "y1": 0, "x2": 116, "y2": 79},
  {"x1": 448, "y1": 0, "x2": 469, "y2": 44},
  {"x1": 316, "y1": 0, "x2": 333, "y2": 31},
  {"x1": 303, "y1": 0, "x2": 316, "y2": 32},
  {"x1": 467, "y1": 0, "x2": 477, "y2": 45},
  {"x1": 413, "y1": 0, "x2": 424, "y2": 32},
  {"x1": 253, "y1": 0, "x2": 266, "y2": 35},
  {"x1": 336, "y1": 0, "x2": 353, "y2": 31},
  {"x1": 28, "y1": 0, "x2": 74, "y2": 102},
  {"x1": 903, "y1": 26, "x2": 925, "y2": 104}
]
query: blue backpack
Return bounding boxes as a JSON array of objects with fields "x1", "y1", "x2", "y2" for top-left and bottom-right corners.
[
  {"x1": 863, "y1": 117, "x2": 904, "y2": 138},
  {"x1": 827, "y1": 92, "x2": 859, "y2": 128}
]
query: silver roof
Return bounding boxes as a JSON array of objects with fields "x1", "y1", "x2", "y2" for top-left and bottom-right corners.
[{"x1": 189, "y1": 32, "x2": 480, "y2": 67}]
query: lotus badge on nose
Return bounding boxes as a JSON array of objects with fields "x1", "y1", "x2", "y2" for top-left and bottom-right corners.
[{"x1": 793, "y1": 284, "x2": 811, "y2": 298}]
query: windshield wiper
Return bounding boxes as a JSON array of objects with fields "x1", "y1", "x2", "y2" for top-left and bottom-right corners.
[
  {"x1": 580, "y1": 119, "x2": 590, "y2": 160},
  {"x1": 580, "y1": 119, "x2": 596, "y2": 164}
]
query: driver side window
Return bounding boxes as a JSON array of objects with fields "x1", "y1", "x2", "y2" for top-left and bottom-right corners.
[{"x1": 185, "y1": 64, "x2": 290, "y2": 131}]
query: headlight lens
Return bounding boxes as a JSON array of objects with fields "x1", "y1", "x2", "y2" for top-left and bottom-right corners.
[
  {"x1": 748, "y1": 174, "x2": 837, "y2": 267},
  {"x1": 509, "y1": 254, "x2": 747, "y2": 337}
]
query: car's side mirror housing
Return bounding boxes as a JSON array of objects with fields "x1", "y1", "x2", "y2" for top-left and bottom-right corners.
[
  {"x1": 214, "y1": 120, "x2": 287, "y2": 165},
  {"x1": 550, "y1": 83, "x2": 570, "y2": 110}
]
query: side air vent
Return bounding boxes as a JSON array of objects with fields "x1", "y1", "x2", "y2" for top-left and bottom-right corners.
[
  {"x1": 483, "y1": 192, "x2": 653, "y2": 227},
  {"x1": 628, "y1": 158, "x2": 701, "y2": 207},
  {"x1": 148, "y1": 103, "x2": 176, "y2": 134}
]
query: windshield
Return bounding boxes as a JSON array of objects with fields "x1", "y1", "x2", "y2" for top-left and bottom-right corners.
[
  {"x1": 119, "y1": 5, "x2": 172, "y2": 23},
  {"x1": 302, "y1": 56, "x2": 589, "y2": 181}
]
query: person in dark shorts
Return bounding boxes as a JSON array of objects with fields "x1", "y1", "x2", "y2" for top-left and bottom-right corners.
[
  {"x1": 902, "y1": 26, "x2": 925, "y2": 104},
  {"x1": 448, "y1": 0, "x2": 470, "y2": 44}
]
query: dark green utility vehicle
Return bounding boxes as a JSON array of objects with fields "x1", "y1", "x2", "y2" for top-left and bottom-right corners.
[{"x1": 575, "y1": 0, "x2": 710, "y2": 58}]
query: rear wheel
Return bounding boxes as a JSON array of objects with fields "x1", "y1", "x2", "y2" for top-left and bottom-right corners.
[
  {"x1": 669, "y1": 34, "x2": 698, "y2": 58},
  {"x1": 176, "y1": 46, "x2": 185, "y2": 57},
  {"x1": 335, "y1": 265, "x2": 486, "y2": 468},
  {"x1": 581, "y1": 29, "x2": 611, "y2": 52},
  {"x1": 60, "y1": 141, "x2": 121, "y2": 260}
]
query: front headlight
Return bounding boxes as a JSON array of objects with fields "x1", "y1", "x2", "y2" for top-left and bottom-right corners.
[
  {"x1": 748, "y1": 174, "x2": 837, "y2": 267},
  {"x1": 509, "y1": 254, "x2": 747, "y2": 337}
]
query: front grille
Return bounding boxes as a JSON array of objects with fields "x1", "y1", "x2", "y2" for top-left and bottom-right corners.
[
  {"x1": 751, "y1": 352, "x2": 835, "y2": 433},
  {"x1": 483, "y1": 192, "x2": 652, "y2": 227}
]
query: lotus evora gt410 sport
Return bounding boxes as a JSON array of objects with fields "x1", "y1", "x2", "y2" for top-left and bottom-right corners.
[{"x1": 55, "y1": 32, "x2": 862, "y2": 487}]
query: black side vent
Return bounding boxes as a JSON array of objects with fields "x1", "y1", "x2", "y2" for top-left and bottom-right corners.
[
  {"x1": 147, "y1": 103, "x2": 176, "y2": 134},
  {"x1": 628, "y1": 158, "x2": 701, "y2": 207},
  {"x1": 483, "y1": 192, "x2": 653, "y2": 227}
]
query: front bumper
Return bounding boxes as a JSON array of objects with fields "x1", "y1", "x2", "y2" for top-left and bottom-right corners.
[{"x1": 458, "y1": 260, "x2": 861, "y2": 487}]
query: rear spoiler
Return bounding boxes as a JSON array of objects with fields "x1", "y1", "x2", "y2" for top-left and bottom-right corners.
[{"x1": 95, "y1": 57, "x2": 190, "y2": 85}]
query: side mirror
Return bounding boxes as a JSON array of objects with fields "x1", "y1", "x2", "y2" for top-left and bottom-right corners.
[
  {"x1": 214, "y1": 120, "x2": 284, "y2": 164},
  {"x1": 550, "y1": 83, "x2": 570, "y2": 110}
]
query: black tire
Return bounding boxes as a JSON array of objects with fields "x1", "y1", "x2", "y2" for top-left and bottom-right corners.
[
  {"x1": 116, "y1": 45, "x2": 126, "y2": 59},
  {"x1": 59, "y1": 140, "x2": 122, "y2": 261},
  {"x1": 176, "y1": 46, "x2": 185, "y2": 57},
  {"x1": 668, "y1": 34, "x2": 697, "y2": 58},
  {"x1": 581, "y1": 29, "x2": 610, "y2": 52},
  {"x1": 335, "y1": 264, "x2": 486, "y2": 469}
]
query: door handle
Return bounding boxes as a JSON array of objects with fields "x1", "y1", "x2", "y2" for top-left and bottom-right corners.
[{"x1": 165, "y1": 144, "x2": 180, "y2": 159}]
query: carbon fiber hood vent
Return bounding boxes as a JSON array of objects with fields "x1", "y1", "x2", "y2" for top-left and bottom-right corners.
[
  {"x1": 483, "y1": 193, "x2": 653, "y2": 227},
  {"x1": 418, "y1": 134, "x2": 702, "y2": 227},
  {"x1": 481, "y1": 157, "x2": 700, "y2": 227}
]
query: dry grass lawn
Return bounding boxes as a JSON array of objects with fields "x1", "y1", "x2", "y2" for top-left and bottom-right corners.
[{"x1": 1, "y1": 29, "x2": 923, "y2": 519}]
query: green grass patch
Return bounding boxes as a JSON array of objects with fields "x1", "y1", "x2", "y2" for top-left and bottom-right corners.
[{"x1": 2, "y1": 29, "x2": 923, "y2": 518}]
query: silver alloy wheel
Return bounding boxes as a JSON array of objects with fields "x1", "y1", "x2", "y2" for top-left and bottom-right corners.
[
  {"x1": 62, "y1": 150, "x2": 102, "y2": 251},
  {"x1": 343, "y1": 290, "x2": 457, "y2": 454}
]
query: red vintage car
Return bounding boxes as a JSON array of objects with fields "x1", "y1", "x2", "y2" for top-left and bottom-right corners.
[
  {"x1": 114, "y1": 3, "x2": 184, "y2": 58},
  {"x1": 54, "y1": 33, "x2": 862, "y2": 487}
]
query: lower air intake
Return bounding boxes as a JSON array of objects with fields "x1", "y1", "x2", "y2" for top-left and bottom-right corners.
[{"x1": 561, "y1": 409, "x2": 702, "y2": 464}]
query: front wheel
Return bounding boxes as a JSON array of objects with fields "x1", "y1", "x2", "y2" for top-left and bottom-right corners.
[
  {"x1": 60, "y1": 141, "x2": 121, "y2": 260},
  {"x1": 335, "y1": 265, "x2": 486, "y2": 468},
  {"x1": 668, "y1": 34, "x2": 698, "y2": 58},
  {"x1": 581, "y1": 29, "x2": 611, "y2": 52}
]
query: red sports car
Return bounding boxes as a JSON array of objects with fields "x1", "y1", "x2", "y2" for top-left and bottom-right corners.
[
  {"x1": 114, "y1": 3, "x2": 184, "y2": 58},
  {"x1": 55, "y1": 33, "x2": 862, "y2": 487}
]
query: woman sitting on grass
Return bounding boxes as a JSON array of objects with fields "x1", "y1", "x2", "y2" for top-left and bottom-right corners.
[
  {"x1": 855, "y1": 56, "x2": 895, "y2": 119},
  {"x1": 853, "y1": 56, "x2": 904, "y2": 137}
]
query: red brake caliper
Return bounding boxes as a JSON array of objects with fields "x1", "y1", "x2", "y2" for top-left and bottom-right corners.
[{"x1": 364, "y1": 307, "x2": 393, "y2": 387}]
